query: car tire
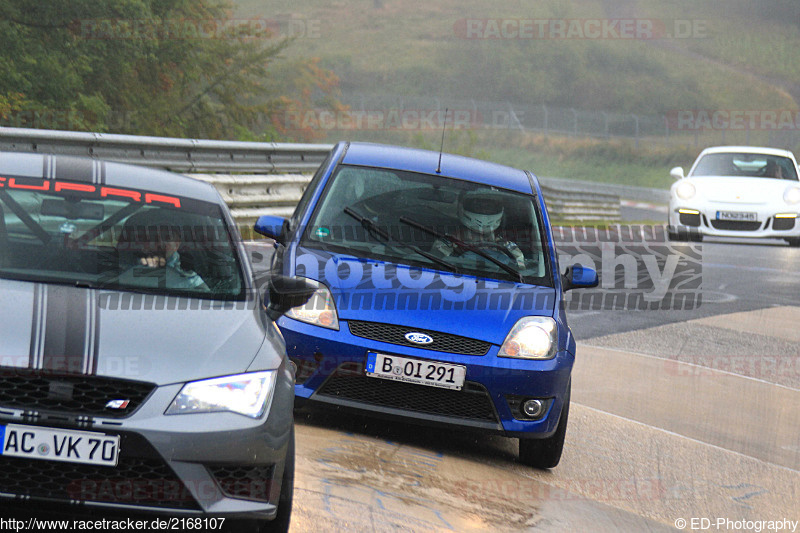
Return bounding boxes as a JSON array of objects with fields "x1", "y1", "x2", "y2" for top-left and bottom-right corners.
[
  {"x1": 518, "y1": 383, "x2": 570, "y2": 469},
  {"x1": 224, "y1": 427, "x2": 295, "y2": 533},
  {"x1": 786, "y1": 237, "x2": 800, "y2": 247}
]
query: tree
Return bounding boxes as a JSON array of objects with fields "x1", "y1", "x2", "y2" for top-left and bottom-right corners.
[{"x1": 0, "y1": 0, "x2": 341, "y2": 140}]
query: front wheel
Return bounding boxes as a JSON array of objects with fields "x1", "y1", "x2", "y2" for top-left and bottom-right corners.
[
  {"x1": 518, "y1": 383, "x2": 570, "y2": 469},
  {"x1": 786, "y1": 237, "x2": 800, "y2": 247}
]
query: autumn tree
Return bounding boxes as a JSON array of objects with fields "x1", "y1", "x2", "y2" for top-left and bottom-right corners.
[{"x1": 0, "y1": 0, "x2": 340, "y2": 140}]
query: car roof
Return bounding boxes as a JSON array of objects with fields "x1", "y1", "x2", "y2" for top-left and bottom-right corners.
[
  {"x1": 0, "y1": 151, "x2": 222, "y2": 203},
  {"x1": 698, "y1": 146, "x2": 797, "y2": 159},
  {"x1": 340, "y1": 142, "x2": 535, "y2": 194}
]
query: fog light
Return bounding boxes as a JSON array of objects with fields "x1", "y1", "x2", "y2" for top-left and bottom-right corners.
[{"x1": 522, "y1": 399, "x2": 545, "y2": 418}]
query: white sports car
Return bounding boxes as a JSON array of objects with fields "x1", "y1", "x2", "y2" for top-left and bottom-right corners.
[{"x1": 668, "y1": 146, "x2": 800, "y2": 246}]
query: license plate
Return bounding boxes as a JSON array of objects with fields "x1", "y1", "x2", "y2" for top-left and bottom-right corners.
[
  {"x1": 0, "y1": 424, "x2": 120, "y2": 467},
  {"x1": 716, "y1": 210, "x2": 758, "y2": 221},
  {"x1": 365, "y1": 352, "x2": 466, "y2": 390}
]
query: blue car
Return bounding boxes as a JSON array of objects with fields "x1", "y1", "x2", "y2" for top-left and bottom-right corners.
[{"x1": 255, "y1": 142, "x2": 598, "y2": 468}]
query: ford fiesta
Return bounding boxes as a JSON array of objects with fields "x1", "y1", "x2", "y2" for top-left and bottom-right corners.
[
  {"x1": 255, "y1": 142, "x2": 598, "y2": 469},
  {"x1": 0, "y1": 152, "x2": 313, "y2": 530}
]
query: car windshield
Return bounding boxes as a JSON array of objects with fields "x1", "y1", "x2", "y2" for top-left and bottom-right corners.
[
  {"x1": 0, "y1": 176, "x2": 245, "y2": 299},
  {"x1": 301, "y1": 165, "x2": 552, "y2": 286},
  {"x1": 691, "y1": 153, "x2": 799, "y2": 180}
]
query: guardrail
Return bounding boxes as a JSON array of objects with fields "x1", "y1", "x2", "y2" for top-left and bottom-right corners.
[
  {"x1": 0, "y1": 127, "x2": 622, "y2": 222},
  {"x1": 539, "y1": 185, "x2": 620, "y2": 221},
  {"x1": 539, "y1": 176, "x2": 669, "y2": 204},
  {"x1": 0, "y1": 127, "x2": 332, "y2": 173}
]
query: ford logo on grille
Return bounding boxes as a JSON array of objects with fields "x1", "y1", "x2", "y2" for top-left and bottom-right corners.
[{"x1": 405, "y1": 332, "x2": 433, "y2": 345}]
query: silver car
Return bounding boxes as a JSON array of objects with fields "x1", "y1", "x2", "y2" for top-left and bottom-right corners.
[{"x1": 0, "y1": 152, "x2": 312, "y2": 531}]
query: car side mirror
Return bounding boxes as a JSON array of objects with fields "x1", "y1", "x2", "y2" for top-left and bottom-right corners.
[
  {"x1": 265, "y1": 275, "x2": 317, "y2": 321},
  {"x1": 670, "y1": 166, "x2": 685, "y2": 181},
  {"x1": 254, "y1": 215, "x2": 290, "y2": 245},
  {"x1": 562, "y1": 264, "x2": 598, "y2": 292}
]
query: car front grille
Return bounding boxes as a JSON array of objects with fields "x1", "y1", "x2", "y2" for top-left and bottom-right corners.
[
  {"x1": 207, "y1": 465, "x2": 274, "y2": 502},
  {"x1": 315, "y1": 363, "x2": 499, "y2": 425},
  {"x1": 679, "y1": 212, "x2": 701, "y2": 226},
  {"x1": 348, "y1": 321, "x2": 491, "y2": 356},
  {"x1": 773, "y1": 217, "x2": 795, "y2": 231},
  {"x1": 0, "y1": 371, "x2": 155, "y2": 418},
  {"x1": 710, "y1": 220, "x2": 762, "y2": 231},
  {"x1": 0, "y1": 432, "x2": 200, "y2": 510}
]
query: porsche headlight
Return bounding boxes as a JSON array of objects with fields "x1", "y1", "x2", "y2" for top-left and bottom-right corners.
[
  {"x1": 285, "y1": 283, "x2": 339, "y2": 330},
  {"x1": 166, "y1": 371, "x2": 277, "y2": 418},
  {"x1": 784, "y1": 186, "x2": 800, "y2": 205},
  {"x1": 676, "y1": 181, "x2": 696, "y2": 200},
  {"x1": 498, "y1": 317, "x2": 558, "y2": 360}
]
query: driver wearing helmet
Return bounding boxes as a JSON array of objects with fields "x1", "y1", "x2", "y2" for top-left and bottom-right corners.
[{"x1": 432, "y1": 190, "x2": 525, "y2": 268}]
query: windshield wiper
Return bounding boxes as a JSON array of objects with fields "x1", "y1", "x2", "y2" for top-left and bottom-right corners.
[
  {"x1": 343, "y1": 207, "x2": 460, "y2": 275},
  {"x1": 399, "y1": 216, "x2": 523, "y2": 283}
]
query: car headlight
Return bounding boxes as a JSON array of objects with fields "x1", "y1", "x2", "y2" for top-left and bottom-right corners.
[
  {"x1": 784, "y1": 186, "x2": 800, "y2": 205},
  {"x1": 498, "y1": 317, "x2": 557, "y2": 360},
  {"x1": 675, "y1": 181, "x2": 696, "y2": 200},
  {"x1": 285, "y1": 283, "x2": 339, "y2": 330},
  {"x1": 166, "y1": 371, "x2": 277, "y2": 418}
]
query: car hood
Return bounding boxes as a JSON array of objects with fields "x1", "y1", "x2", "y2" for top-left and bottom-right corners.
[
  {"x1": 294, "y1": 246, "x2": 556, "y2": 345},
  {"x1": 683, "y1": 176, "x2": 797, "y2": 204},
  {"x1": 0, "y1": 279, "x2": 268, "y2": 385}
]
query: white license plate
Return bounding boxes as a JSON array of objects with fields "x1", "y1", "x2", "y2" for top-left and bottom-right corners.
[
  {"x1": 0, "y1": 424, "x2": 119, "y2": 467},
  {"x1": 716, "y1": 210, "x2": 758, "y2": 221},
  {"x1": 365, "y1": 352, "x2": 466, "y2": 390}
]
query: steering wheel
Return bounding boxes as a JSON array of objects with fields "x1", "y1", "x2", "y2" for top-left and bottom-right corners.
[{"x1": 469, "y1": 241, "x2": 524, "y2": 265}]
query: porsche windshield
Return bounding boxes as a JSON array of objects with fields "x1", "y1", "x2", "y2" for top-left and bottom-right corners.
[
  {"x1": 691, "y1": 153, "x2": 799, "y2": 180},
  {"x1": 302, "y1": 165, "x2": 552, "y2": 286},
  {"x1": 0, "y1": 177, "x2": 245, "y2": 299}
]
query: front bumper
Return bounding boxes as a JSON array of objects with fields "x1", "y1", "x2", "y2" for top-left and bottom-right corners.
[
  {"x1": 280, "y1": 317, "x2": 572, "y2": 438},
  {"x1": 0, "y1": 366, "x2": 295, "y2": 518},
  {"x1": 668, "y1": 204, "x2": 800, "y2": 239}
]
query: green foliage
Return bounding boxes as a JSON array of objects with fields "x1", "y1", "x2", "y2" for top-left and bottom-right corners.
[{"x1": 0, "y1": 0, "x2": 341, "y2": 139}]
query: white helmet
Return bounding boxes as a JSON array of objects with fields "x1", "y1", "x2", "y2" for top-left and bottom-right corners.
[{"x1": 459, "y1": 190, "x2": 504, "y2": 235}]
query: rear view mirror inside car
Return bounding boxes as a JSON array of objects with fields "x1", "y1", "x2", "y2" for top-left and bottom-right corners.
[{"x1": 41, "y1": 198, "x2": 104, "y2": 220}]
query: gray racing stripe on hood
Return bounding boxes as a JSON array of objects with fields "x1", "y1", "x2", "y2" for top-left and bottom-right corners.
[
  {"x1": 28, "y1": 284, "x2": 46, "y2": 369},
  {"x1": 39, "y1": 285, "x2": 90, "y2": 374}
]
